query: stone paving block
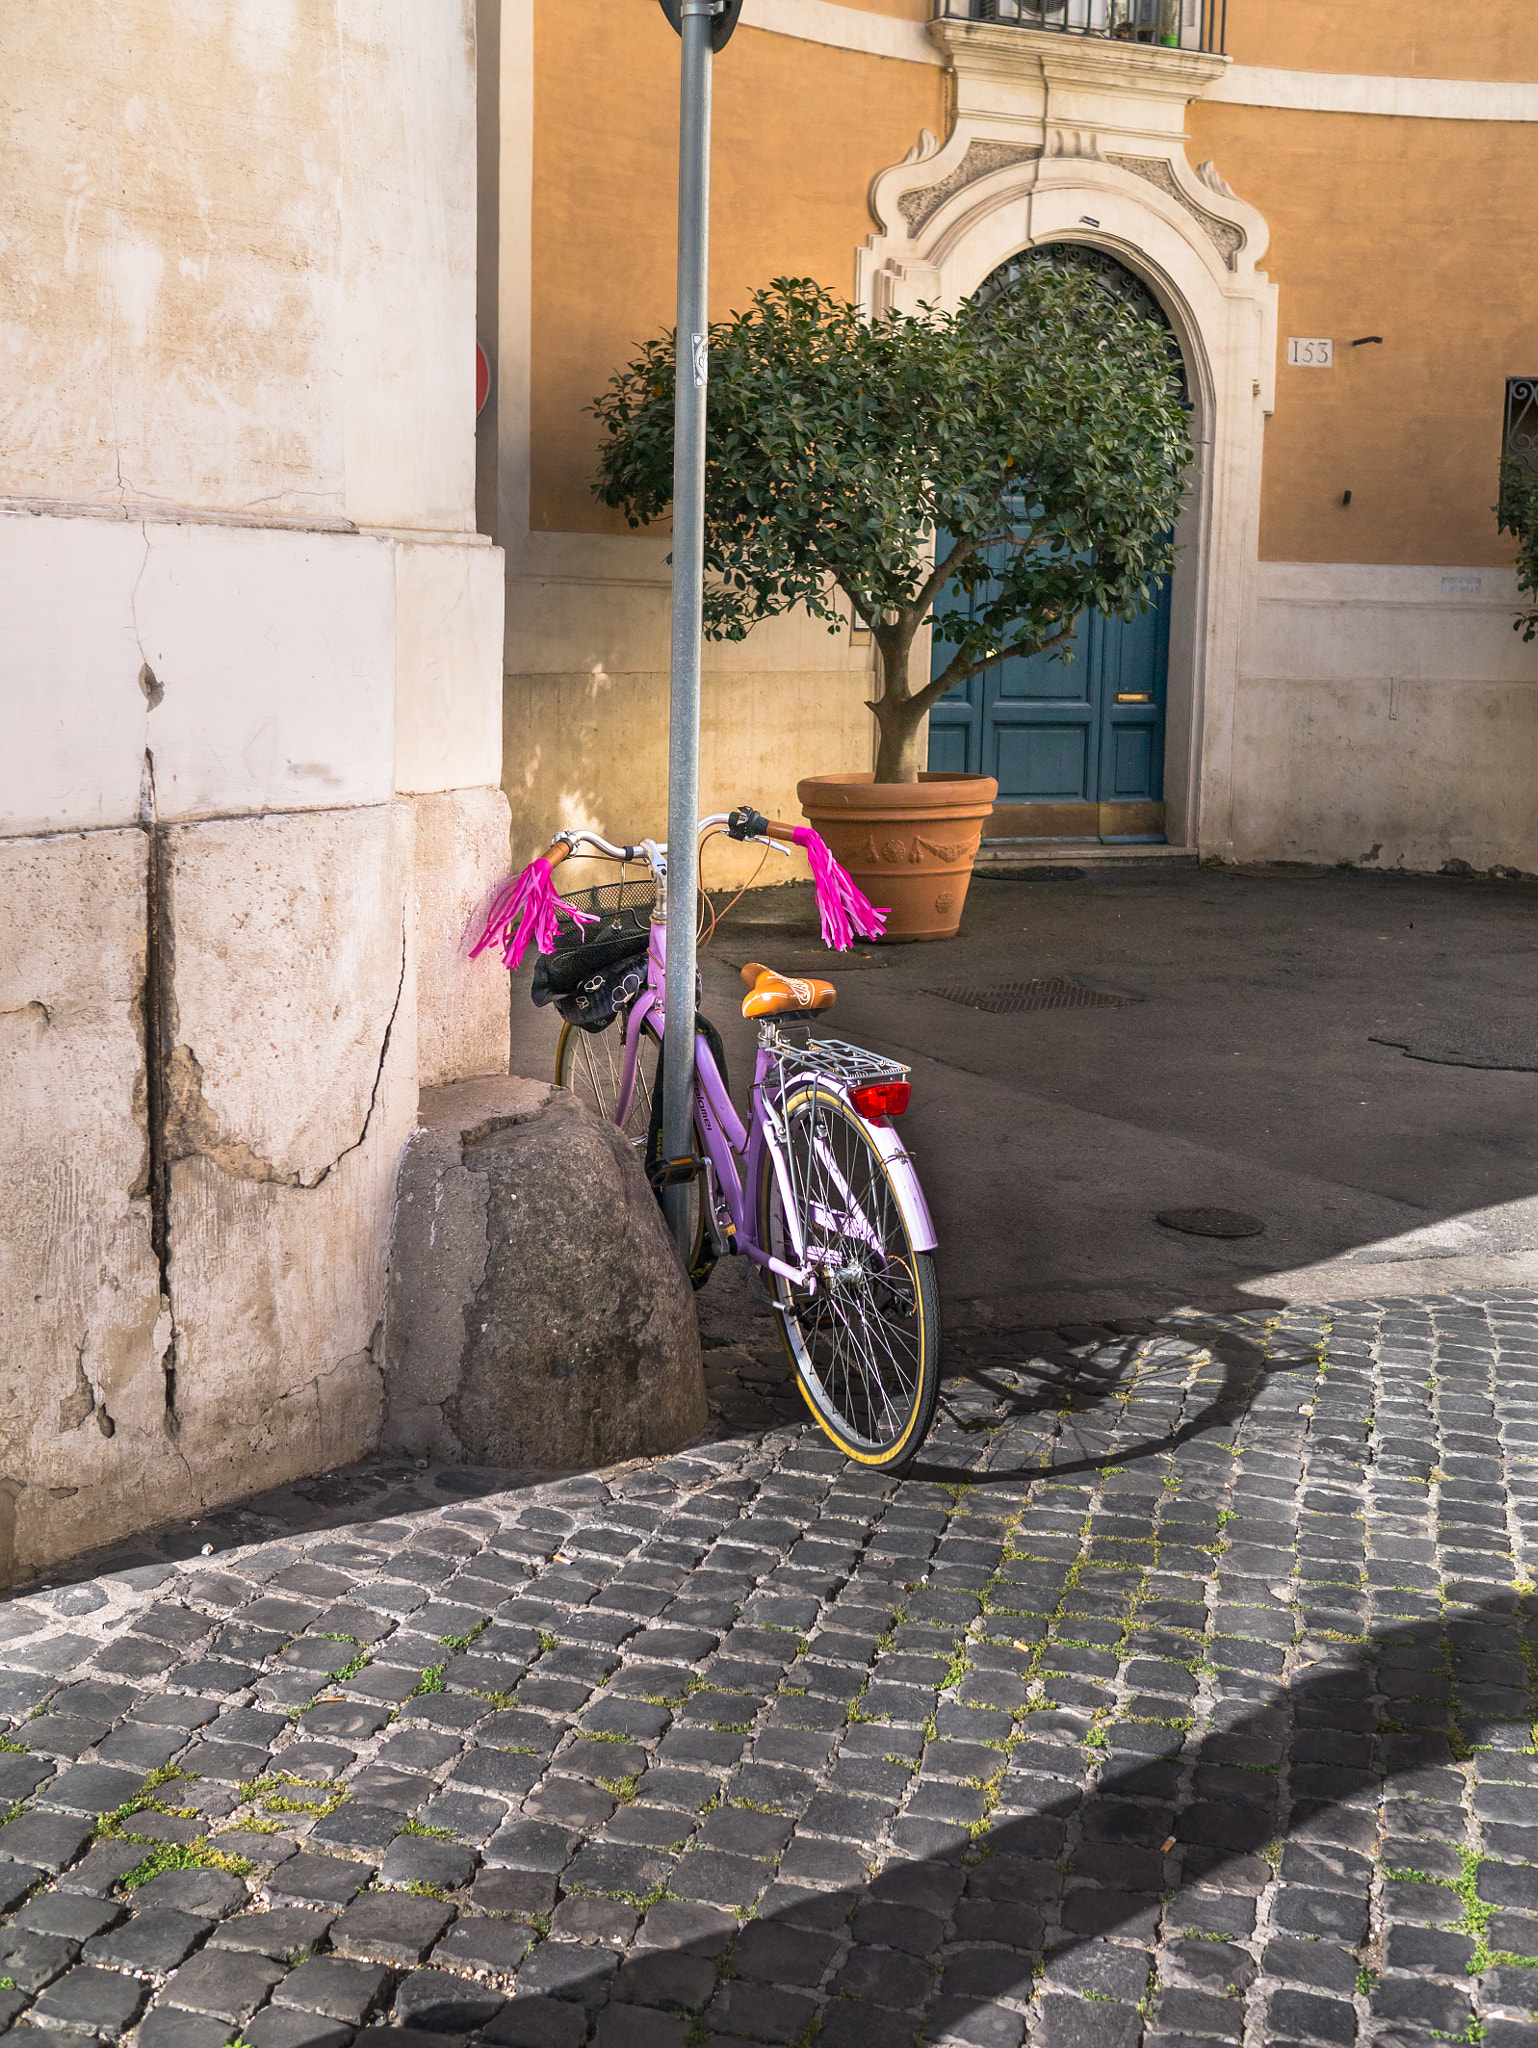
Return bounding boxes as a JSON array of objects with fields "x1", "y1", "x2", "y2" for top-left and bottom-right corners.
[
  {"x1": 392, "y1": 1968, "x2": 506, "y2": 2032},
  {"x1": 297, "y1": 1704, "x2": 391, "y2": 1745},
  {"x1": 516, "y1": 1944, "x2": 622, "y2": 2007},
  {"x1": 265, "y1": 1854, "x2": 371, "y2": 1909},
  {"x1": 466, "y1": 1867, "x2": 557, "y2": 1920},
  {"x1": 481, "y1": 1819, "x2": 577, "y2": 1873},
  {"x1": 162, "y1": 1946, "x2": 288, "y2": 2020},
  {"x1": 274, "y1": 1957, "x2": 389, "y2": 2025},
  {"x1": 431, "y1": 1916, "x2": 534, "y2": 1976},
  {"x1": 242, "y1": 2009, "x2": 355, "y2": 2048},
  {"x1": 0, "y1": 1809, "x2": 95, "y2": 1871},
  {"x1": 330, "y1": 1892, "x2": 452, "y2": 1966},
  {"x1": 84, "y1": 1905, "x2": 213, "y2": 1973},
  {"x1": 0, "y1": 1926, "x2": 81, "y2": 1993},
  {"x1": 208, "y1": 1907, "x2": 336, "y2": 1960},
  {"x1": 480, "y1": 1995, "x2": 589, "y2": 2048},
  {"x1": 32, "y1": 1962, "x2": 148, "y2": 2035},
  {"x1": 309, "y1": 1808, "x2": 401, "y2": 1857},
  {"x1": 137, "y1": 2007, "x2": 238, "y2": 2048},
  {"x1": 18, "y1": 1715, "x2": 109, "y2": 1760}
]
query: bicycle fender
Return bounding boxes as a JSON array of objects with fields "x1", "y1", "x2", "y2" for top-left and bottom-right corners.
[{"x1": 861, "y1": 1119, "x2": 938, "y2": 1253}]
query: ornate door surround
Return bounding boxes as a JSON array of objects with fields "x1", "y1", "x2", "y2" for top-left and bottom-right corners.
[{"x1": 857, "y1": 17, "x2": 1277, "y2": 856}]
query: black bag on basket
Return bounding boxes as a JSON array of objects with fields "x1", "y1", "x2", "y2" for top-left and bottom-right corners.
[
  {"x1": 529, "y1": 876, "x2": 654, "y2": 1033},
  {"x1": 532, "y1": 940, "x2": 649, "y2": 1033}
]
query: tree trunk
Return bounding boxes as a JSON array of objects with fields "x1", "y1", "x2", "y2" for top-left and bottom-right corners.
[{"x1": 870, "y1": 628, "x2": 926, "y2": 785}]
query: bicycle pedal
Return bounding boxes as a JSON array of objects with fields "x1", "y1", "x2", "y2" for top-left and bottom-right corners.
[{"x1": 647, "y1": 1154, "x2": 703, "y2": 1189}]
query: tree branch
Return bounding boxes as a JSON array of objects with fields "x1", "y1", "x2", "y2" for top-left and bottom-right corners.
[{"x1": 909, "y1": 620, "x2": 1077, "y2": 715}]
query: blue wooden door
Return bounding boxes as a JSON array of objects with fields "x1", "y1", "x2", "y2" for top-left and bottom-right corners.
[{"x1": 927, "y1": 538, "x2": 1170, "y2": 821}]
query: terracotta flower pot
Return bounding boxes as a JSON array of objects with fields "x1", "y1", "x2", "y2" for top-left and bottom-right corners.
[{"x1": 797, "y1": 771, "x2": 999, "y2": 943}]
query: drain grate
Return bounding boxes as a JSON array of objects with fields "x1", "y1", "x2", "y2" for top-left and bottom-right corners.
[{"x1": 925, "y1": 978, "x2": 1132, "y2": 1014}]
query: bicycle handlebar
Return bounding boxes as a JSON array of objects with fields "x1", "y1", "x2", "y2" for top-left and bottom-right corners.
[{"x1": 542, "y1": 809, "x2": 795, "y2": 872}]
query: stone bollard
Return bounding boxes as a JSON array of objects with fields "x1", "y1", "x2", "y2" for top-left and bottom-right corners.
[{"x1": 382, "y1": 1076, "x2": 707, "y2": 1467}]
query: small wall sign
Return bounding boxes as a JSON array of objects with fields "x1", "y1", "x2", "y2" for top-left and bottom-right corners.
[{"x1": 1286, "y1": 338, "x2": 1334, "y2": 368}]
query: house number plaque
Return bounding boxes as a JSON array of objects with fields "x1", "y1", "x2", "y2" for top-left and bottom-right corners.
[{"x1": 1286, "y1": 338, "x2": 1334, "y2": 368}]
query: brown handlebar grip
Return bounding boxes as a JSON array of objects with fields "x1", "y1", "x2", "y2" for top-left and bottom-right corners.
[
  {"x1": 762, "y1": 822, "x2": 799, "y2": 844},
  {"x1": 544, "y1": 840, "x2": 572, "y2": 869}
]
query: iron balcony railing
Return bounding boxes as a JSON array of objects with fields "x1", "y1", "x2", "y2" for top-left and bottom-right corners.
[
  {"x1": 1507, "y1": 378, "x2": 1538, "y2": 473},
  {"x1": 933, "y1": 0, "x2": 1227, "y2": 54}
]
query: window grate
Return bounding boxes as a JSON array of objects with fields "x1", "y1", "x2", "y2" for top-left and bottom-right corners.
[
  {"x1": 924, "y1": 978, "x2": 1137, "y2": 1014},
  {"x1": 932, "y1": 0, "x2": 1226, "y2": 54},
  {"x1": 1507, "y1": 378, "x2": 1538, "y2": 475}
]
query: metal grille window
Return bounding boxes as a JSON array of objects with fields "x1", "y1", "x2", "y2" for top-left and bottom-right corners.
[
  {"x1": 1507, "y1": 379, "x2": 1538, "y2": 475},
  {"x1": 933, "y1": 0, "x2": 1226, "y2": 53}
]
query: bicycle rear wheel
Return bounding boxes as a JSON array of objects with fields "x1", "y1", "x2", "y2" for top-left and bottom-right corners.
[
  {"x1": 758, "y1": 1085, "x2": 940, "y2": 1471},
  {"x1": 554, "y1": 1017, "x2": 707, "y2": 1282}
]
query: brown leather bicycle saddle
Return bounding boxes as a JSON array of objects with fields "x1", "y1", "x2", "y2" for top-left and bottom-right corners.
[{"x1": 740, "y1": 962, "x2": 837, "y2": 1019}]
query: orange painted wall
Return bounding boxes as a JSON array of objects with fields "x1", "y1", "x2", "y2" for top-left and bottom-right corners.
[
  {"x1": 1189, "y1": 101, "x2": 1538, "y2": 566},
  {"x1": 841, "y1": 0, "x2": 931, "y2": 16},
  {"x1": 529, "y1": 0, "x2": 943, "y2": 533},
  {"x1": 1224, "y1": 0, "x2": 1535, "y2": 82}
]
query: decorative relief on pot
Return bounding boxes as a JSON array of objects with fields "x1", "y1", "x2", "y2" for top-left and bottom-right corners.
[
  {"x1": 881, "y1": 836, "x2": 908, "y2": 862},
  {"x1": 917, "y1": 838, "x2": 972, "y2": 863},
  {"x1": 934, "y1": 892, "x2": 954, "y2": 916}
]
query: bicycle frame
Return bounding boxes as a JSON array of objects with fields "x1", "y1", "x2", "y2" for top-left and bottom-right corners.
[{"x1": 614, "y1": 911, "x2": 937, "y2": 1289}]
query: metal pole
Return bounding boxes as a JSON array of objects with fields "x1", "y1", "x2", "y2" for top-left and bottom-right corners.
[{"x1": 660, "y1": 0, "x2": 713, "y2": 1252}]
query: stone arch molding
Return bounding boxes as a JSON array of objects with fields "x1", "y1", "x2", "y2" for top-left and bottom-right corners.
[{"x1": 853, "y1": 23, "x2": 1278, "y2": 853}]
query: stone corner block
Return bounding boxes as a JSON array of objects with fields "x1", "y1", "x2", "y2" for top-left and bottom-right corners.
[{"x1": 382, "y1": 1075, "x2": 705, "y2": 1468}]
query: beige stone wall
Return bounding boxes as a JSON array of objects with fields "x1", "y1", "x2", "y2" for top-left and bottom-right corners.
[
  {"x1": 1228, "y1": 563, "x2": 1538, "y2": 872},
  {"x1": 0, "y1": 833, "x2": 165, "y2": 1584},
  {"x1": 1, "y1": 0, "x2": 507, "y2": 1579},
  {"x1": 503, "y1": 537, "x2": 888, "y2": 883}
]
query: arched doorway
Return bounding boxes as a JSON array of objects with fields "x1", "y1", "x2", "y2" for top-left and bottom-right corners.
[{"x1": 927, "y1": 243, "x2": 1189, "y2": 843}]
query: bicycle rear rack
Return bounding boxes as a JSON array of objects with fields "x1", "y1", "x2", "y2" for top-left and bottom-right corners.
[{"x1": 768, "y1": 1035, "x2": 910, "y2": 1090}]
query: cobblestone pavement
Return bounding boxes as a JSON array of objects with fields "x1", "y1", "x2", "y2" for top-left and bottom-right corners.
[{"x1": 7, "y1": 1293, "x2": 1538, "y2": 2048}]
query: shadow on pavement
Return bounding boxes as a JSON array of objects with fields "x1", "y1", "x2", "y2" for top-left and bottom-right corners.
[{"x1": 471, "y1": 1591, "x2": 1513, "y2": 2045}]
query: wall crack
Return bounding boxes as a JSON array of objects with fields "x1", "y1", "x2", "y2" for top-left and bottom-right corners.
[
  {"x1": 165, "y1": 922, "x2": 408, "y2": 1192},
  {"x1": 140, "y1": 749, "x2": 180, "y2": 1435}
]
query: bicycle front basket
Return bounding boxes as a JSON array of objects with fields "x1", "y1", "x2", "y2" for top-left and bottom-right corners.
[{"x1": 551, "y1": 876, "x2": 656, "y2": 955}]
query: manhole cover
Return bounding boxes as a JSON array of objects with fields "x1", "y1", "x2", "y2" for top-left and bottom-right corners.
[
  {"x1": 1155, "y1": 1208, "x2": 1265, "y2": 1239},
  {"x1": 925, "y1": 978, "x2": 1132, "y2": 1014}
]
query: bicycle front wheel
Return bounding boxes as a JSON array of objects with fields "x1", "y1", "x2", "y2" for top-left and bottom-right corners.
[
  {"x1": 555, "y1": 1018, "x2": 708, "y2": 1283},
  {"x1": 759, "y1": 1086, "x2": 940, "y2": 1471},
  {"x1": 555, "y1": 1016, "x2": 658, "y2": 1152}
]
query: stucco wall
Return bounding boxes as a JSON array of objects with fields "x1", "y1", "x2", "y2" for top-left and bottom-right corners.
[
  {"x1": 1, "y1": 0, "x2": 508, "y2": 1580},
  {"x1": 1187, "y1": 102, "x2": 1538, "y2": 571},
  {"x1": 1224, "y1": 0, "x2": 1533, "y2": 83},
  {"x1": 528, "y1": 0, "x2": 945, "y2": 535}
]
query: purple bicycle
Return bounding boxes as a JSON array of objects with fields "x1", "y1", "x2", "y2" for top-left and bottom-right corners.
[{"x1": 475, "y1": 804, "x2": 942, "y2": 1472}]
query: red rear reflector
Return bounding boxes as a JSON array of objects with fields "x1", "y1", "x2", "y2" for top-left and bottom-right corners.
[{"x1": 849, "y1": 1080, "x2": 910, "y2": 1119}]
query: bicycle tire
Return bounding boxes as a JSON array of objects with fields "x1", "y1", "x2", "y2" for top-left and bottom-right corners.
[
  {"x1": 554, "y1": 1017, "x2": 709, "y2": 1283},
  {"x1": 758, "y1": 1084, "x2": 941, "y2": 1471}
]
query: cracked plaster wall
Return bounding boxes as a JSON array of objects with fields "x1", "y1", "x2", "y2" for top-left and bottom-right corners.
[
  {"x1": 161, "y1": 805, "x2": 417, "y2": 1495},
  {"x1": 1, "y1": 0, "x2": 508, "y2": 1580}
]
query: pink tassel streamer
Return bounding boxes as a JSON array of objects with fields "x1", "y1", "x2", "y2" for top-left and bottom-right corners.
[
  {"x1": 470, "y1": 856, "x2": 598, "y2": 972},
  {"x1": 791, "y1": 826, "x2": 890, "y2": 949}
]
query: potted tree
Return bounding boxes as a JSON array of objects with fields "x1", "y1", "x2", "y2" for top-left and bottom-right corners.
[{"x1": 591, "y1": 266, "x2": 1190, "y2": 939}]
